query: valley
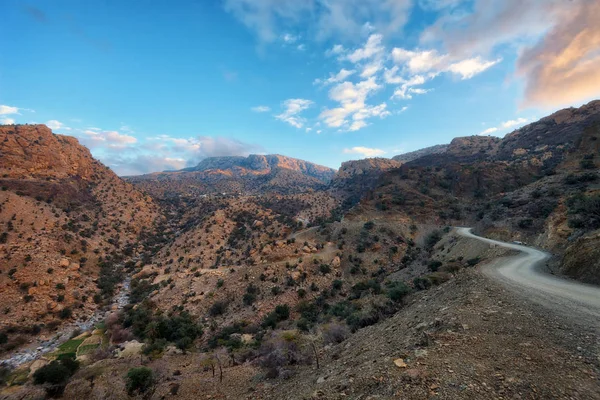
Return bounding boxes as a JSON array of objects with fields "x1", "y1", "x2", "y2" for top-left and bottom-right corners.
[{"x1": 1, "y1": 100, "x2": 600, "y2": 399}]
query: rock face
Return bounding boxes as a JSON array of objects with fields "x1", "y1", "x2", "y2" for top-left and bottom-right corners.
[
  {"x1": 333, "y1": 158, "x2": 401, "y2": 182},
  {"x1": 392, "y1": 144, "x2": 449, "y2": 163},
  {"x1": 128, "y1": 154, "x2": 336, "y2": 195},
  {"x1": 0, "y1": 125, "x2": 98, "y2": 180},
  {"x1": 0, "y1": 124, "x2": 159, "y2": 332},
  {"x1": 184, "y1": 154, "x2": 334, "y2": 182}
]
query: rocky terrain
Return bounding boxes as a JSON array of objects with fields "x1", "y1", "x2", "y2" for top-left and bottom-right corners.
[
  {"x1": 1, "y1": 100, "x2": 600, "y2": 399},
  {"x1": 392, "y1": 144, "x2": 449, "y2": 163},
  {"x1": 127, "y1": 154, "x2": 336, "y2": 197},
  {"x1": 0, "y1": 125, "x2": 160, "y2": 356}
]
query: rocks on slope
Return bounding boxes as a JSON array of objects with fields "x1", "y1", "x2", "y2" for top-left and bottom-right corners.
[{"x1": 0, "y1": 124, "x2": 159, "y2": 337}]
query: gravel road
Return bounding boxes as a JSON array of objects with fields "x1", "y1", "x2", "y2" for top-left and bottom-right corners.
[{"x1": 457, "y1": 227, "x2": 600, "y2": 329}]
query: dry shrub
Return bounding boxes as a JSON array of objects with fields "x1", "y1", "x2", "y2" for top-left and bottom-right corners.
[{"x1": 321, "y1": 323, "x2": 349, "y2": 345}]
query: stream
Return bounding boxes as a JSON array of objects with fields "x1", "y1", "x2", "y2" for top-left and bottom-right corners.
[{"x1": 0, "y1": 272, "x2": 131, "y2": 369}]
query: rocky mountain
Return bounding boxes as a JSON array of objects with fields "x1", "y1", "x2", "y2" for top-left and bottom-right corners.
[
  {"x1": 392, "y1": 144, "x2": 449, "y2": 163},
  {"x1": 128, "y1": 154, "x2": 336, "y2": 197},
  {"x1": 359, "y1": 99, "x2": 600, "y2": 283},
  {"x1": 0, "y1": 125, "x2": 160, "y2": 348}
]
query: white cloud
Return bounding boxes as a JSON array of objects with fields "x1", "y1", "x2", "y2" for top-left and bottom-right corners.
[
  {"x1": 297, "y1": 44, "x2": 306, "y2": 51},
  {"x1": 391, "y1": 75, "x2": 428, "y2": 100},
  {"x1": 0, "y1": 105, "x2": 20, "y2": 115},
  {"x1": 314, "y1": 68, "x2": 355, "y2": 86},
  {"x1": 446, "y1": 56, "x2": 502, "y2": 79},
  {"x1": 251, "y1": 105, "x2": 271, "y2": 112},
  {"x1": 46, "y1": 120, "x2": 66, "y2": 130},
  {"x1": 275, "y1": 98, "x2": 313, "y2": 128},
  {"x1": 501, "y1": 118, "x2": 528, "y2": 128},
  {"x1": 105, "y1": 130, "x2": 137, "y2": 145},
  {"x1": 391, "y1": 47, "x2": 499, "y2": 79},
  {"x1": 347, "y1": 34, "x2": 384, "y2": 63},
  {"x1": 392, "y1": 48, "x2": 448, "y2": 74},
  {"x1": 223, "y1": 0, "x2": 413, "y2": 44},
  {"x1": 343, "y1": 146, "x2": 386, "y2": 157},
  {"x1": 479, "y1": 127, "x2": 498, "y2": 136},
  {"x1": 319, "y1": 77, "x2": 386, "y2": 130},
  {"x1": 1, "y1": 118, "x2": 15, "y2": 125},
  {"x1": 418, "y1": 0, "x2": 463, "y2": 11},
  {"x1": 326, "y1": 44, "x2": 346, "y2": 57},
  {"x1": 360, "y1": 59, "x2": 384, "y2": 78},
  {"x1": 282, "y1": 33, "x2": 298, "y2": 43},
  {"x1": 479, "y1": 117, "x2": 530, "y2": 136}
]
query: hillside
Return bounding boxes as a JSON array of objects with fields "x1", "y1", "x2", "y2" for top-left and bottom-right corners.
[
  {"x1": 0, "y1": 125, "x2": 160, "y2": 353},
  {"x1": 2, "y1": 102, "x2": 600, "y2": 399},
  {"x1": 127, "y1": 154, "x2": 336, "y2": 197},
  {"x1": 392, "y1": 144, "x2": 449, "y2": 163},
  {"x1": 358, "y1": 100, "x2": 600, "y2": 283}
]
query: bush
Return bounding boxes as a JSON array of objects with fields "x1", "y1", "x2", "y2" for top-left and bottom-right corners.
[
  {"x1": 322, "y1": 323, "x2": 349, "y2": 344},
  {"x1": 363, "y1": 221, "x2": 375, "y2": 230},
  {"x1": 466, "y1": 257, "x2": 481, "y2": 266},
  {"x1": 208, "y1": 301, "x2": 228, "y2": 317},
  {"x1": 580, "y1": 159, "x2": 596, "y2": 170},
  {"x1": 567, "y1": 194, "x2": 600, "y2": 230},
  {"x1": 517, "y1": 218, "x2": 533, "y2": 229},
  {"x1": 428, "y1": 260, "x2": 442, "y2": 272},
  {"x1": 258, "y1": 331, "x2": 308, "y2": 378},
  {"x1": 59, "y1": 307, "x2": 72, "y2": 319},
  {"x1": 126, "y1": 367, "x2": 154, "y2": 395},
  {"x1": 331, "y1": 280, "x2": 343, "y2": 290},
  {"x1": 33, "y1": 362, "x2": 71, "y2": 385},
  {"x1": 425, "y1": 230, "x2": 442, "y2": 249},
  {"x1": 261, "y1": 304, "x2": 290, "y2": 329},
  {"x1": 319, "y1": 264, "x2": 331, "y2": 275},
  {"x1": 413, "y1": 277, "x2": 431, "y2": 291},
  {"x1": 387, "y1": 281, "x2": 411, "y2": 302},
  {"x1": 33, "y1": 357, "x2": 79, "y2": 394}
]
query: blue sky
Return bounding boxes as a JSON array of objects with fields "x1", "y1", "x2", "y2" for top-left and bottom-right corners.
[{"x1": 1, "y1": 0, "x2": 599, "y2": 175}]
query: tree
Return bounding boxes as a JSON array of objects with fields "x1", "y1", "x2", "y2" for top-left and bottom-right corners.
[{"x1": 126, "y1": 367, "x2": 154, "y2": 395}]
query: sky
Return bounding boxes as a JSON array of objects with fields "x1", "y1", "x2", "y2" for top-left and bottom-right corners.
[{"x1": 1, "y1": 0, "x2": 599, "y2": 175}]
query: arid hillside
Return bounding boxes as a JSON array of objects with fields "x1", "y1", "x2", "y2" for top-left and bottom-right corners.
[
  {"x1": 362, "y1": 100, "x2": 600, "y2": 283},
  {"x1": 0, "y1": 125, "x2": 160, "y2": 352},
  {"x1": 127, "y1": 154, "x2": 336, "y2": 197}
]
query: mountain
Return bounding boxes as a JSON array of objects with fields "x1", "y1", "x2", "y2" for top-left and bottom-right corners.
[
  {"x1": 127, "y1": 154, "x2": 336, "y2": 196},
  {"x1": 360, "y1": 99, "x2": 600, "y2": 283},
  {"x1": 392, "y1": 144, "x2": 449, "y2": 163},
  {"x1": 0, "y1": 125, "x2": 160, "y2": 345}
]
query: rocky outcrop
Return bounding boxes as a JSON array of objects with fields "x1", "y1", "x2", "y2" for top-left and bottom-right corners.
[
  {"x1": 392, "y1": 144, "x2": 449, "y2": 163},
  {"x1": 332, "y1": 158, "x2": 401, "y2": 182}
]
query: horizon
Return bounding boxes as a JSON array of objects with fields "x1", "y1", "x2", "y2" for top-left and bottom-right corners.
[{"x1": 1, "y1": 0, "x2": 599, "y2": 175}]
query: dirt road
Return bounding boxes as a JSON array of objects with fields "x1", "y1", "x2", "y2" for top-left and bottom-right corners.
[{"x1": 457, "y1": 227, "x2": 600, "y2": 328}]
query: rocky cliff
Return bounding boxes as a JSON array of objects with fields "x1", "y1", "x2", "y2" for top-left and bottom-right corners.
[{"x1": 0, "y1": 124, "x2": 160, "y2": 338}]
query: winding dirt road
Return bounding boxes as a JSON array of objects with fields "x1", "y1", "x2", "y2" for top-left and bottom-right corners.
[{"x1": 457, "y1": 227, "x2": 600, "y2": 329}]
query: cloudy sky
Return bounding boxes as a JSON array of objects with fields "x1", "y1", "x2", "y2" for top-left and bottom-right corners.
[{"x1": 1, "y1": 0, "x2": 599, "y2": 175}]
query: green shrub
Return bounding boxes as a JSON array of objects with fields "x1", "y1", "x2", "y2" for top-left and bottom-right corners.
[
  {"x1": 319, "y1": 264, "x2": 331, "y2": 275},
  {"x1": 428, "y1": 260, "x2": 442, "y2": 272},
  {"x1": 331, "y1": 280, "x2": 343, "y2": 290},
  {"x1": 413, "y1": 277, "x2": 431, "y2": 291},
  {"x1": 208, "y1": 301, "x2": 228, "y2": 317},
  {"x1": 126, "y1": 367, "x2": 154, "y2": 395},
  {"x1": 425, "y1": 230, "x2": 442, "y2": 249},
  {"x1": 386, "y1": 281, "x2": 411, "y2": 302},
  {"x1": 466, "y1": 257, "x2": 481, "y2": 266},
  {"x1": 261, "y1": 304, "x2": 290, "y2": 329}
]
